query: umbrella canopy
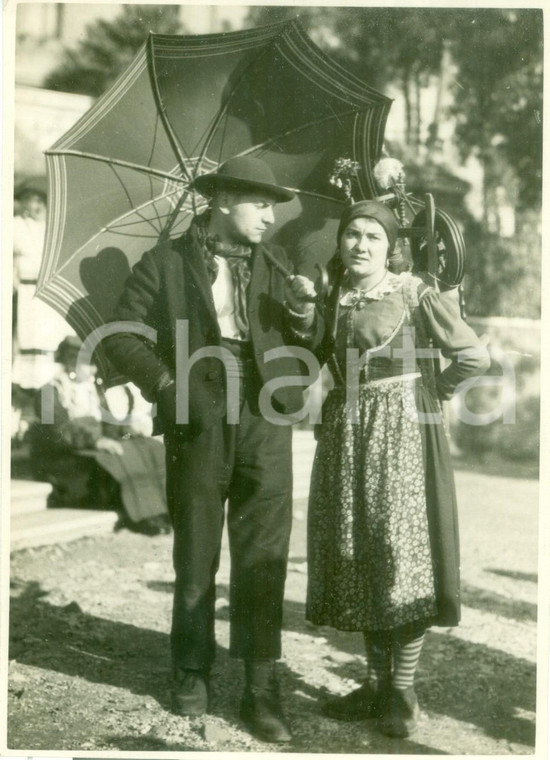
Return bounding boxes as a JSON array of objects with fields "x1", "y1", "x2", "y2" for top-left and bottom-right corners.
[{"x1": 37, "y1": 19, "x2": 392, "y2": 378}]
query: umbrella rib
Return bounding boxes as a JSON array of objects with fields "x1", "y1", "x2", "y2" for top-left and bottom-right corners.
[
  {"x1": 200, "y1": 35, "x2": 282, "y2": 168},
  {"x1": 279, "y1": 43, "x2": 369, "y2": 107},
  {"x1": 153, "y1": 25, "x2": 293, "y2": 162},
  {"x1": 215, "y1": 105, "x2": 231, "y2": 169},
  {"x1": 108, "y1": 213, "x2": 185, "y2": 231},
  {"x1": 147, "y1": 112, "x2": 162, "y2": 167},
  {"x1": 50, "y1": 45, "x2": 149, "y2": 151},
  {"x1": 289, "y1": 188, "x2": 346, "y2": 204},
  {"x1": 285, "y1": 25, "x2": 392, "y2": 107},
  {"x1": 99, "y1": 231, "x2": 167, "y2": 239},
  {"x1": 45, "y1": 149, "x2": 188, "y2": 185},
  {"x1": 190, "y1": 109, "x2": 228, "y2": 163},
  {"x1": 41, "y1": 188, "x2": 191, "y2": 287},
  {"x1": 147, "y1": 34, "x2": 194, "y2": 180},
  {"x1": 107, "y1": 204, "x2": 183, "y2": 230},
  {"x1": 37, "y1": 276, "x2": 105, "y2": 337},
  {"x1": 106, "y1": 199, "x2": 206, "y2": 236},
  {"x1": 225, "y1": 109, "x2": 361, "y2": 160},
  {"x1": 201, "y1": 21, "x2": 389, "y2": 166},
  {"x1": 143, "y1": 114, "x2": 171, "y2": 231},
  {"x1": 108, "y1": 163, "x2": 163, "y2": 236},
  {"x1": 144, "y1": 170, "x2": 164, "y2": 232}
]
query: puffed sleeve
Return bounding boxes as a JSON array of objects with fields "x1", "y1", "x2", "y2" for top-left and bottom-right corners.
[{"x1": 419, "y1": 288, "x2": 491, "y2": 401}]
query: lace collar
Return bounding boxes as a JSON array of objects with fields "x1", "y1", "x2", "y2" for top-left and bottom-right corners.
[{"x1": 339, "y1": 271, "x2": 404, "y2": 307}]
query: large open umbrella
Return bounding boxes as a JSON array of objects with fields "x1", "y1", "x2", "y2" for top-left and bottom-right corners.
[{"x1": 36, "y1": 19, "x2": 392, "y2": 378}]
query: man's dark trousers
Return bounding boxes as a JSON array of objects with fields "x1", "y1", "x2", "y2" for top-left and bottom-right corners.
[{"x1": 165, "y1": 343, "x2": 293, "y2": 672}]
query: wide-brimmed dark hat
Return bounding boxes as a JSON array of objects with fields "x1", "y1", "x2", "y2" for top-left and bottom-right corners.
[{"x1": 192, "y1": 156, "x2": 295, "y2": 203}]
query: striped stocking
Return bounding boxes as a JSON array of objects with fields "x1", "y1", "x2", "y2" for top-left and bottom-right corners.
[
  {"x1": 392, "y1": 631, "x2": 425, "y2": 690},
  {"x1": 364, "y1": 632, "x2": 392, "y2": 687}
]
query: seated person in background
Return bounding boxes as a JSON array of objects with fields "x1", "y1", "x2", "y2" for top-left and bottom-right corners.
[{"x1": 30, "y1": 336, "x2": 170, "y2": 536}]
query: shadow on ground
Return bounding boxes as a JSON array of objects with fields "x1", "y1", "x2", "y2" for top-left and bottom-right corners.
[
  {"x1": 451, "y1": 454, "x2": 538, "y2": 480},
  {"x1": 9, "y1": 575, "x2": 536, "y2": 752},
  {"x1": 487, "y1": 568, "x2": 538, "y2": 584},
  {"x1": 460, "y1": 582, "x2": 537, "y2": 623},
  {"x1": 278, "y1": 596, "x2": 536, "y2": 750}
]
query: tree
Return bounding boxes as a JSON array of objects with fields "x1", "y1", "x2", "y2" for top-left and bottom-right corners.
[
  {"x1": 248, "y1": 6, "x2": 450, "y2": 149},
  {"x1": 247, "y1": 7, "x2": 542, "y2": 208},
  {"x1": 463, "y1": 211, "x2": 541, "y2": 319},
  {"x1": 449, "y1": 9, "x2": 542, "y2": 210},
  {"x1": 248, "y1": 7, "x2": 542, "y2": 321},
  {"x1": 44, "y1": 6, "x2": 183, "y2": 97}
]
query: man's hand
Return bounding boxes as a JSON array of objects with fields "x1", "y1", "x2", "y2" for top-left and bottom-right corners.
[
  {"x1": 96, "y1": 437, "x2": 124, "y2": 456},
  {"x1": 156, "y1": 381, "x2": 177, "y2": 428},
  {"x1": 285, "y1": 275, "x2": 316, "y2": 316}
]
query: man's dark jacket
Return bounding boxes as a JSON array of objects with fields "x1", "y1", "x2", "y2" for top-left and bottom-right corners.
[{"x1": 103, "y1": 221, "x2": 322, "y2": 438}]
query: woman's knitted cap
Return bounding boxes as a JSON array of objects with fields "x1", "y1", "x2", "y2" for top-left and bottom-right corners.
[{"x1": 337, "y1": 200, "x2": 399, "y2": 254}]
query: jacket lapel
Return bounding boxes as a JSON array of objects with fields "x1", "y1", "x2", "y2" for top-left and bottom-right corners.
[
  {"x1": 247, "y1": 243, "x2": 267, "y2": 319},
  {"x1": 175, "y1": 228, "x2": 219, "y2": 331}
]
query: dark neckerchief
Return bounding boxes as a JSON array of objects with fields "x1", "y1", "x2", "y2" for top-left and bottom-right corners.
[{"x1": 194, "y1": 212, "x2": 253, "y2": 339}]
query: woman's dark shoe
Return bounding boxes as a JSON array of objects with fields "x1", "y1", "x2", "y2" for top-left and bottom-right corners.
[
  {"x1": 171, "y1": 668, "x2": 209, "y2": 716},
  {"x1": 380, "y1": 687, "x2": 420, "y2": 738},
  {"x1": 322, "y1": 681, "x2": 388, "y2": 721},
  {"x1": 240, "y1": 660, "x2": 292, "y2": 743}
]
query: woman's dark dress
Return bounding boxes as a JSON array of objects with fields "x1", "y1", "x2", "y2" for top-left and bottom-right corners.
[{"x1": 306, "y1": 272, "x2": 490, "y2": 633}]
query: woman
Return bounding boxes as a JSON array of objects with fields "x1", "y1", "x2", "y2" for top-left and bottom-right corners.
[
  {"x1": 12, "y1": 181, "x2": 69, "y2": 391},
  {"x1": 306, "y1": 201, "x2": 490, "y2": 737},
  {"x1": 30, "y1": 336, "x2": 170, "y2": 535}
]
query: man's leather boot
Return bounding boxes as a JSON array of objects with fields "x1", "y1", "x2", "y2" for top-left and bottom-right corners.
[
  {"x1": 171, "y1": 667, "x2": 209, "y2": 716},
  {"x1": 240, "y1": 660, "x2": 292, "y2": 743}
]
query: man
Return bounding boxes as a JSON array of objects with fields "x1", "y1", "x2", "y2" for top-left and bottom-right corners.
[{"x1": 103, "y1": 157, "x2": 321, "y2": 742}]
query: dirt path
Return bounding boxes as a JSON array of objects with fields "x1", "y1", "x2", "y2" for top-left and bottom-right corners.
[{"x1": 7, "y1": 467, "x2": 539, "y2": 754}]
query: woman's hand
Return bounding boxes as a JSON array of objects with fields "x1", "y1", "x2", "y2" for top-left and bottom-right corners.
[
  {"x1": 96, "y1": 437, "x2": 124, "y2": 456},
  {"x1": 285, "y1": 275, "x2": 316, "y2": 316}
]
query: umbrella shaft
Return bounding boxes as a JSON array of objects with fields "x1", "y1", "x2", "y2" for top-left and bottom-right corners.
[{"x1": 262, "y1": 247, "x2": 292, "y2": 278}]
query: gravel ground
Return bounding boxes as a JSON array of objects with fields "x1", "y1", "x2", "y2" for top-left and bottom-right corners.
[{"x1": 6, "y1": 464, "x2": 540, "y2": 755}]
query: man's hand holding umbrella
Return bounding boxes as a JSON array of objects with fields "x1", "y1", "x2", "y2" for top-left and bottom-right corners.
[{"x1": 284, "y1": 274, "x2": 317, "y2": 330}]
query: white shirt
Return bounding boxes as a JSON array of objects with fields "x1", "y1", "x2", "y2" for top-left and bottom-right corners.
[{"x1": 210, "y1": 255, "x2": 243, "y2": 341}]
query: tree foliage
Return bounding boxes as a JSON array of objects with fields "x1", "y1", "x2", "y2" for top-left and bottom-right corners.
[
  {"x1": 42, "y1": 5, "x2": 541, "y2": 320},
  {"x1": 449, "y1": 9, "x2": 542, "y2": 210},
  {"x1": 249, "y1": 7, "x2": 446, "y2": 88},
  {"x1": 249, "y1": 7, "x2": 542, "y2": 321},
  {"x1": 248, "y1": 7, "x2": 542, "y2": 209},
  {"x1": 44, "y1": 6, "x2": 183, "y2": 97},
  {"x1": 463, "y1": 211, "x2": 541, "y2": 319},
  {"x1": 46, "y1": 5, "x2": 542, "y2": 208}
]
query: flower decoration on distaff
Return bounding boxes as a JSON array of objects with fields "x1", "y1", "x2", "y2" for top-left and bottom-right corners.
[{"x1": 329, "y1": 158, "x2": 362, "y2": 203}]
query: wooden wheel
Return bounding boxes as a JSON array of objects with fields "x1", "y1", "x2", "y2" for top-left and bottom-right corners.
[{"x1": 410, "y1": 206, "x2": 465, "y2": 288}]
